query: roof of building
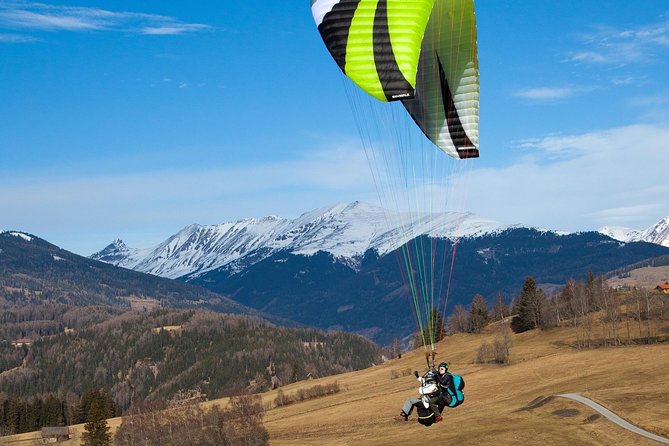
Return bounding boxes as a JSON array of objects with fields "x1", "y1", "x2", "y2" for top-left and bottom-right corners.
[{"x1": 41, "y1": 426, "x2": 70, "y2": 436}]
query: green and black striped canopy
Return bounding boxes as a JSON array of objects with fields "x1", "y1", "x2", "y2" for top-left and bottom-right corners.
[{"x1": 311, "y1": 0, "x2": 479, "y2": 159}]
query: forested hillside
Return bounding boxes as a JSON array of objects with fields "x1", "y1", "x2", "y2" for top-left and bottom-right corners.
[{"x1": 0, "y1": 306, "x2": 383, "y2": 418}]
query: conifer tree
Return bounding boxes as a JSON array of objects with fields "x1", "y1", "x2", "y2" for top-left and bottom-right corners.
[
  {"x1": 414, "y1": 308, "x2": 445, "y2": 348},
  {"x1": 512, "y1": 276, "x2": 545, "y2": 333},
  {"x1": 81, "y1": 397, "x2": 112, "y2": 446},
  {"x1": 469, "y1": 294, "x2": 490, "y2": 333}
]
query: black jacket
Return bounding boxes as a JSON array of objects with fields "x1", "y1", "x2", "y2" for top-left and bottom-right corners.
[{"x1": 435, "y1": 371, "x2": 453, "y2": 393}]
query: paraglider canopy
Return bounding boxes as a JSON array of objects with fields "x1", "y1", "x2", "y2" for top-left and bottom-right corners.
[{"x1": 311, "y1": 0, "x2": 480, "y2": 159}]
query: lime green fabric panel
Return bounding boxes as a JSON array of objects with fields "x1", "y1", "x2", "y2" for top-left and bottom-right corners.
[
  {"x1": 436, "y1": 0, "x2": 478, "y2": 96},
  {"x1": 345, "y1": 0, "x2": 386, "y2": 102},
  {"x1": 432, "y1": 0, "x2": 479, "y2": 150},
  {"x1": 402, "y1": 0, "x2": 479, "y2": 158},
  {"x1": 386, "y1": 0, "x2": 435, "y2": 90},
  {"x1": 343, "y1": 0, "x2": 434, "y2": 102}
]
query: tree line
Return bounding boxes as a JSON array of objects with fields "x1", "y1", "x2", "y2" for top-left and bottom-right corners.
[
  {"x1": 114, "y1": 394, "x2": 268, "y2": 446},
  {"x1": 0, "y1": 305, "x2": 382, "y2": 434},
  {"x1": 0, "y1": 388, "x2": 117, "y2": 436},
  {"x1": 441, "y1": 272, "x2": 669, "y2": 350}
]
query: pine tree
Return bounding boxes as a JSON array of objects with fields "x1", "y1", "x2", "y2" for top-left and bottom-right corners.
[
  {"x1": 81, "y1": 396, "x2": 112, "y2": 446},
  {"x1": 512, "y1": 276, "x2": 545, "y2": 333},
  {"x1": 469, "y1": 294, "x2": 490, "y2": 333},
  {"x1": 43, "y1": 394, "x2": 65, "y2": 427},
  {"x1": 430, "y1": 308, "x2": 444, "y2": 342},
  {"x1": 414, "y1": 308, "x2": 445, "y2": 349}
]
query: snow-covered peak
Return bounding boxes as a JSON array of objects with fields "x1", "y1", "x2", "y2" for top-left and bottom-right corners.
[
  {"x1": 642, "y1": 216, "x2": 669, "y2": 247},
  {"x1": 97, "y1": 205, "x2": 669, "y2": 282},
  {"x1": 92, "y1": 202, "x2": 511, "y2": 279},
  {"x1": 599, "y1": 215, "x2": 669, "y2": 247},
  {"x1": 90, "y1": 239, "x2": 149, "y2": 267},
  {"x1": 599, "y1": 226, "x2": 643, "y2": 243}
]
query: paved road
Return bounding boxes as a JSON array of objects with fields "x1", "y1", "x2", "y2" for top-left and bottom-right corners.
[{"x1": 558, "y1": 393, "x2": 669, "y2": 445}]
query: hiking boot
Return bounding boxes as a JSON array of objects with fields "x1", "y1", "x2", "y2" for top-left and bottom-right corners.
[{"x1": 434, "y1": 415, "x2": 443, "y2": 423}]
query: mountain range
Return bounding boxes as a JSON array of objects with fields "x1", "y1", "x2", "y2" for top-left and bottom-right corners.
[
  {"x1": 90, "y1": 202, "x2": 513, "y2": 279},
  {"x1": 91, "y1": 201, "x2": 669, "y2": 281},
  {"x1": 89, "y1": 202, "x2": 669, "y2": 344}
]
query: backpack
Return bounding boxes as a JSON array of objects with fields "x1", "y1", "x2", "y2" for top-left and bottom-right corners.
[{"x1": 445, "y1": 374, "x2": 465, "y2": 408}]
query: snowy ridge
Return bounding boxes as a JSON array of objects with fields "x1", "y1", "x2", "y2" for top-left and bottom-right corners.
[
  {"x1": 600, "y1": 216, "x2": 669, "y2": 247},
  {"x1": 91, "y1": 202, "x2": 669, "y2": 280},
  {"x1": 0, "y1": 231, "x2": 34, "y2": 242},
  {"x1": 599, "y1": 227, "x2": 644, "y2": 243},
  {"x1": 91, "y1": 202, "x2": 508, "y2": 279}
]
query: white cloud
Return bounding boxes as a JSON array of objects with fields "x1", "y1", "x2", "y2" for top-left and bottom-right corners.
[
  {"x1": 628, "y1": 93, "x2": 669, "y2": 107},
  {"x1": 142, "y1": 24, "x2": 209, "y2": 36},
  {"x1": 569, "y1": 51, "x2": 609, "y2": 64},
  {"x1": 0, "y1": 143, "x2": 375, "y2": 253},
  {"x1": 3, "y1": 127, "x2": 669, "y2": 255},
  {"x1": 568, "y1": 19, "x2": 669, "y2": 65},
  {"x1": 513, "y1": 86, "x2": 582, "y2": 102},
  {"x1": 0, "y1": 31, "x2": 35, "y2": 41},
  {"x1": 586, "y1": 204, "x2": 665, "y2": 224},
  {"x1": 0, "y1": 1, "x2": 209, "y2": 36},
  {"x1": 461, "y1": 124, "x2": 669, "y2": 231}
]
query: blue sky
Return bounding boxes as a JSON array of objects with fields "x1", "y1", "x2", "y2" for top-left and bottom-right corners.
[{"x1": 2, "y1": 0, "x2": 669, "y2": 255}]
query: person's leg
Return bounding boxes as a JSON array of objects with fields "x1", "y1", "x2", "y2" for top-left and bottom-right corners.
[{"x1": 399, "y1": 397, "x2": 422, "y2": 420}]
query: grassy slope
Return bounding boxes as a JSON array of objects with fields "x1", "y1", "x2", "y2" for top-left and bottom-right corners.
[
  {"x1": 5, "y1": 318, "x2": 669, "y2": 446},
  {"x1": 607, "y1": 265, "x2": 669, "y2": 289},
  {"x1": 257, "y1": 320, "x2": 669, "y2": 446}
]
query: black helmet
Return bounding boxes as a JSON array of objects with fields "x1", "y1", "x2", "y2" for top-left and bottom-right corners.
[{"x1": 437, "y1": 362, "x2": 449, "y2": 371}]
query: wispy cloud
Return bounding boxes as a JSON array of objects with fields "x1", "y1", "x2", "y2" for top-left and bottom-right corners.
[
  {"x1": 513, "y1": 86, "x2": 578, "y2": 102},
  {"x1": 0, "y1": 31, "x2": 36, "y2": 41},
  {"x1": 628, "y1": 93, "x2": 669, "y2": 107},
  {"x1": 3, "y1": 126, "x2": 669, "y2": 255},
  {"x1": 142, "y1": 24, "x2": 208, "y2": 35},
  {"x1": 462, "y1": 124, "x2": 669, "y2": 230},
  {"x1": 586, "y1": 204, "x2": 665, "y2": 223},
  {"x1": 0, "y1": 1, "x2": 209, "y2": 37},
  {"x1": 513, "y1": 85, "x2": 594, "y2": 103},
  {"x1": 567, "y1": 18, "x2": 669, "y2": 65},
  {"x1": 0, "y1": 143, "x2": 376, "y2": 253}
]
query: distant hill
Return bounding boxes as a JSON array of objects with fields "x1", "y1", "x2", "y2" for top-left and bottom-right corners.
[
  {"x1": 5, "y1": 218, "x2": 669, "y2": 348},
  {"x1": 605, "y1": 255, "x2": 669, "y2": 289},
  {"x1": 0, "y1": 231, "x2": 269, "y2": 320}
]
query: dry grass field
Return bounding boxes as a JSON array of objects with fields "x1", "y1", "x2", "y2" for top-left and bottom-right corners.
[
  {"x1": 607, "y1": 265, "x2": 669, "y2": 290},
  {"x1": 256, "y1": 320, "x2": 669, "y2": 446},
  {"x1": 4, "y1": 314, "x2": 669, "y2": 446}
]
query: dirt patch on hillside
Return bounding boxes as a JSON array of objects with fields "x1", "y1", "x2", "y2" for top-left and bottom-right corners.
[
  {"x1": 552, "y1": 408, "x2": 580, "y2": 417},
  {"x1": 585, "y1": 414, "x2": 602, "y2": 423},
  {"x1": 520, "y1": 395, "x2": 555, "y2": 411}
]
